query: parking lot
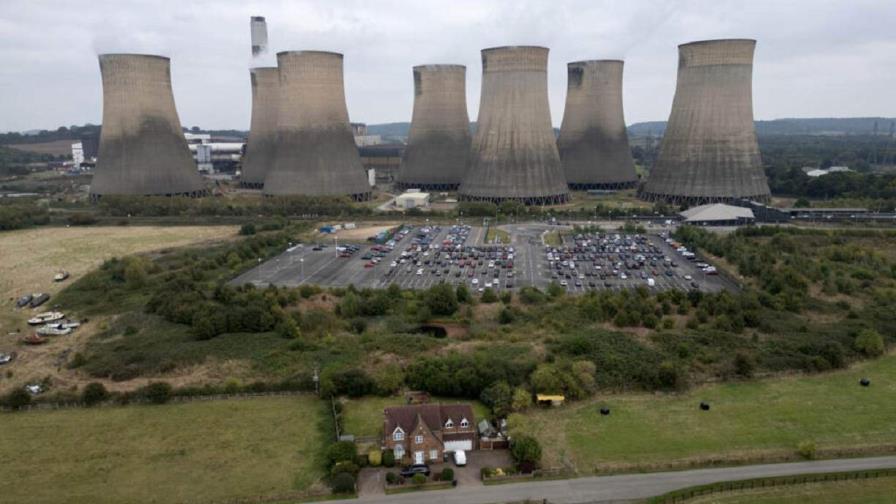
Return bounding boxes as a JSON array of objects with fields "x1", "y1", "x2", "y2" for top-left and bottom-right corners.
[{"x1": 230, "y1": 223, "x2": 735, "y2": 294}]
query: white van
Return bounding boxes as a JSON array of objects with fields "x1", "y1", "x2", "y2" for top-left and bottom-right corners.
[{"x1": 453, "y1": 450, "x2": 467, "y2": 466}]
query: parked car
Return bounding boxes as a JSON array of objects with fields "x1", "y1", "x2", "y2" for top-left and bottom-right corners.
[
  {"x1": 400, "y1": 464, "x2": 431, "y2": 478},
  {"x1": 453, "y1": 450, "x2": 467, "y2": 467}
]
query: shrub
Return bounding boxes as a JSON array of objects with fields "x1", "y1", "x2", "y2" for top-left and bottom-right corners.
[
  {"x1": 326, "y1": 441, "x2": 357, "y2": 468},
  {"x1": 81, "y1": 382, "x2": 109, "y2": 406},
  {"x1": 382, "y1": 449, "x2": 396, "y2": 468},
  {"x1": 367, "y1": 449, "x2": 382, "y2": 467},
  {"x1": 511, "y1": 388, "x2": 532, "y2": 412},
  {"x1": 500, "y1": 291, "x2": 512, "y2": 304},
  {"x1": 797, "y1": 440, "x2": 817, "y2": 460},
  {"x1": 424, "y1": 283, "x2": 458, "y2": 316},
  {"x1": 480, "y1": 467, "x2": 494, "y2": 479},
  {"x1": 331, "y1": 461, "x2": 360, "y2": 478},
  {"x1": 3, "y1": 387, "x2": 31, "y2": 410},
  {"x1": 141, "y1": 382, "x2": 172, "y2": 404},
  {"x1": 330, "y1": 472, "x2": 355, "y2": 494},
  {"x1": 239, "y1": 223, "x2": 256, "y2": 235},
  {"x1": 733, "y1": 352, "x2": 755, "y2": 378},
  {"x1": 67, "y1": 212, "x2": 98, "y2": 226},
  {"x1": 481, "y1": 288, "x2": 498, "y2": 303},
  {"x1": 510, "y1": 435, "x2": 542, "y2": 470},
  {"x1": 498, "y1": 307, "x2": 515, "y2": 324},
  {"x1": 854, "y1": 329, "x2": 885, "y2": 357},
  {"x1": 385, "y1": 472, "x2": 398, "y2": 485},
  {"x1": 411, "y1": 473, "x2": 426, "y2": 485},
  {"x1": 441, "y1": 467, "x2": 454, "y2": 481}
]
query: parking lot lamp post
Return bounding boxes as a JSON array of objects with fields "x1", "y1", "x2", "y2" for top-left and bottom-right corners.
[{"x1": 300, "y1": 257, "x2": 305, "y2": 281}]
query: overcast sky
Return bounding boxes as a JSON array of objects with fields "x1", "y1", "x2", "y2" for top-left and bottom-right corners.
[{"x1": 1, "y1": 0, "x2": 895, "y2": 132}]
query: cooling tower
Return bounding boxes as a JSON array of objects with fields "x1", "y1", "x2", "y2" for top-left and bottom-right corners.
[
  {"x1": 459, "y1": 46, "x2": 569, "y2": 205},
  {"x1": 90, "y1": 54, "x2": 206, "y2": 198},
  {"x1": 397, "y1": 65, "x2": 471, "y2": 190},
  {"x1": 263, "y1": 51, "x2": 370, "y2": 200},
  {"x1": 240, "y1": 67, "x2": 279, "y2": 188},
  {"x1": 640, "y1": 39, "x2": 770, "y2": 205},
  {"x1": 557, "y1": 60, "x2": 637, "y2": 190}
]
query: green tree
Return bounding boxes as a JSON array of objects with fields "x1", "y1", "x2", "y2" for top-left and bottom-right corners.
[
  {"x1": 510, "y1": 435, "x2": 542, "y2": 471},
  {"x1": 481, "y1": 288, "x2": 498, "y2": 303},
  {"x1": 3, "y1": 387, "x2": 31, "y2": 410},
  {"x1": 854, "y1": 329, "x2": 885, "y2": 356},
  {"x1": 141, "y1": 382, "x2": 172, "y2": 404},
  {"x1": 571, "y1": 360, "x2": 597, "y2": 394},
  {"x1": 546, "y1": 282, "x2": 565, "y2": 299},
  {"x1": 373, "y1": 364, "x2": 404, "y2": 396},
  {"x1": 455, "y1": 284, "x2": 471, "y2": 303},
  {"x1": 424, "y1": 283, "x2": 458, "y2": 316},
  {"x1": 330, "y1": 472, "x2": 355, "y2": 494},
  {"x1": 326, "y1": 441, "x2": 357, "y2": 469},
  {"x1": 480, "y1": 381, "x2": 513, "y2": 418},
  {"x1": 511, "y1": 388, "x2": 532, "y2": 412},
  {"x1": 530, "y1": 364, "x2": 564, "y2": 394}
]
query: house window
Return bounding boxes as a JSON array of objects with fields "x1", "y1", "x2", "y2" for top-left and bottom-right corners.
[
  {"x1": 415, "y1": 435, "x2": 423, "y2": 444},
  {"x1": 460, "y1": 418, "x2": 469, "y2": 428},
  {"x1": 394, "y1": 445, "x2": 404, "y2": 459},
  {"x1": 429, "y1": 449, "x2": 438, "y2": 460},
  {"x1": 393, "y1": 429, "x2": 404, "y2": 441},
  {"x1": 445, "y1": 419, "x2": 454, "y2": 428}
]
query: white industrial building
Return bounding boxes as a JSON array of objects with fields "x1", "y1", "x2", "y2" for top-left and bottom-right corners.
[
  {"x1": 395, "y1": 190, "x2": 430, "y2": 209},
  {"x1": 680, "y1": 203, "x2": 755, "y2": 226}
]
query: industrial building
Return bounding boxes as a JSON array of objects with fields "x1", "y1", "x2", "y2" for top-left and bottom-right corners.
[
  {"x1": 240, "y1": 67, "x2": 279, "y2": 188},
  {"x1": 459, "y1": 46, "x2": 569, "y2": 205},
  {"x1": 263, "y1": 51, "x2": 371, "y2": 200},
  {"x1": 640, "y1": 39, "x2": 770, "y2": 205},
  {"x1": 397, "y1": 64, "x2": 471, "y2": 190},
  {"x1": 395, "y1": 190, "x2": 431, "y2": 209},
  {"x1": 557, "y1": 60, "x2": 637, "y2": 189},
  {"x1": 680, "y1": 203, "x2": 756, "y2": 226},
  {"x1": 90, "y1": 54, "x2": 207, "y2": 199}
]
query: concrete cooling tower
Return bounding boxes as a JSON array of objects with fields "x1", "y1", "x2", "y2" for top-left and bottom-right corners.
[
  {"x1": 240, "y1": 67, "x2": 279, "y2": 188},
  {"x1": 263, "y1": 51, "x2": 370, "y2": 200},
  {"x1": 459, "y1": 46, "x2": 569, "y2": 205},
  {"x1": 90, "y1": 54, "x2": 206, "y2": 198},
  {"x1": 397, "y1": 65, "x2": 471, "y2": 190},
  {"x1": 557, "y1": 60, "x2": 637, "y2": 189},
  {"x1": 640, "y1": 39, "x2": 770, "y2": 205}
]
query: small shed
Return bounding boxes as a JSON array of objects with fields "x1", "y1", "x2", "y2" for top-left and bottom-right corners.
[{"x1": 536, "y1": 394, "x2": 566, "y2": 407}]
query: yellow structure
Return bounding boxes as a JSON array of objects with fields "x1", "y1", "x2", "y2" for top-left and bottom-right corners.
[{"x1": 536, "y1": 394, "x2": 565, "y2": 406}]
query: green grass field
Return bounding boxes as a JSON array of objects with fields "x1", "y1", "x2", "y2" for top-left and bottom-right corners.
[
  {"x1": 485, "y1": 227, "x2": 511, "y2": 244},
  {"x1": 342, "y1": 395, "x2": 490, "y2": 438},
  {"x1": 684, "y1": 476, "x2": 896, "y2": 504},
  {"x1": 512, "y1": 353, "x2": 896, "y2": 471},
  {"x1": 0, "y1": 396, "x2": 328, "y2": 504}
]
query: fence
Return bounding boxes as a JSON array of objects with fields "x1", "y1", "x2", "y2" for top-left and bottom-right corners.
[
  {"x1": 1, "y1": 390, "x2": 311, "y2": 413},
  {"x1": 647, "y1": 468, "x2": 896, "y2": 503}
]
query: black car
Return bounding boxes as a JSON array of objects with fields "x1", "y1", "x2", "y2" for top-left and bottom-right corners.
[{"x1": 400, "y1": 464, "x2": 431, "y2": 478}]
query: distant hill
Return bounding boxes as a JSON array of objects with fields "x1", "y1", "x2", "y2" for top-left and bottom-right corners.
[{"x1": 627, "y1": 117, "x2": 896, "y2": 137}]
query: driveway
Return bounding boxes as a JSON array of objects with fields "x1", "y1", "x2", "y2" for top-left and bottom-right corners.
[
  {"x1": 313, "y1": 455, "x2": 896, "y2": 504},
  {"x1": 356, "y1": 450, "x2": 512, "y2": 496}
]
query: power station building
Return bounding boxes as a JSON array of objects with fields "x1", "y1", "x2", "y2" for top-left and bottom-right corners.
[
  {"x1": 263, "y1": 51, "x2": 370, "y2": 200},
  {"x1": 557, "y1": 60, "x2": 637, "y2": 189},
  {"x1": 397, "y1": 64, "x2": 471, "y2": 190},
  {"x1": 90, "y1": 54, "x2": 207, "y2": 199},
  {"x1": 459, "y1": 46, "x2": 569, "y2": 205},
  {"x1": 240, "y1": 67, "x2": 279, "y2": 188},
  {"x1": 640, "y1": 39, "x2": 770, "y2": 205}
]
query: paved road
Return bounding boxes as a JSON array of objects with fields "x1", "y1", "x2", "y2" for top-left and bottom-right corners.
[{"x1": 312, "y1": 456, "x2": 896, "y2": 504}]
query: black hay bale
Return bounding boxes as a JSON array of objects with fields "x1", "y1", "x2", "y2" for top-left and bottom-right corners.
[
  {"x1": 699, "y1": 401, "x2": 710, "y2": 411},
  {"x1": 860, "y1": 378, "x2": 871, "y2": 387},
  {"x1": 600, "y1": 407, "x2": 611, "y2": 416}
]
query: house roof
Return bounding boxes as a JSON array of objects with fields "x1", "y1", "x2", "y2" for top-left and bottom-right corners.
[
  {"x1": 680, "y1": 203, "x2": 754, "y2": 223},
  {"x1": 384, "y1": 403, "x2": 475, "y2": 434}
]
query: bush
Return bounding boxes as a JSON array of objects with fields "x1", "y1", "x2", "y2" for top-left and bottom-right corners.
[
  {"x1": 510, "y1": 435, "x2": 542, "y2": 470},
  {"x1": 441, "y1": 467, "x2": 454, "y2": 481},
  {"x1": 3, "y1": 387, "x2": 31, "y2": 410},
  {"x1": 382, "y1": 449, "x2": 396, "y2": 468},
  {"x1": 733, "y1": 352, "x2": 755, "y2": 378},
  {"x1": 411, "y1": 473, "x2": 426, "y2": 485},
  {"x1": 481, "y1": 288, "x2": 498, "y2": 303},
  {"x1": 367, "y1": 449, "x2": 382, "y2": 467},
  {"x1": 331, "y1": 461, "x2": 360, "y2": 478},
  {"x1": 385, "y1": 472, "x2": 398, "y2": 485},
  {"x1": 797, "y1": 440, "x2": 817, "y2": 460},
  {"x1": 67, "y1": 212, "x2": 98, "y2": 226},
  {"x1": 480, "y1": 466, "x2": 494, "y2": 479},
  {"x1": 424, "y1": 283, "x2": 458, "y2": 316},
  {"x1": 141, "y1": 382, "x2": 172, "y2": 404},
  {"x1": 498, "y1": 307, "x2": 515, "y2": 324},
  {"x1": 326, "y1": 441, "x2": 357, "y2": 468},
  {"x1": 239, "y1": 223, "x2": 256, "y2": 235},
  {"x1": 854, "y1": 329, "x2": 885, "y2": 357},
  {"x1": 330, "y1": 472, "x2": 355, "y2": 494},
  {"x1": 81, "y1": 382, "x2": 109, "y2": 406}
]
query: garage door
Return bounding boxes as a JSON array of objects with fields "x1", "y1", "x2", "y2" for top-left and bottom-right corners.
[{"x1": 444, "y1": 440, "x2": 473, "y2": 452}]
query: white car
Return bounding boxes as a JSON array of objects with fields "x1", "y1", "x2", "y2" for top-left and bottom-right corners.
[
  {"x1": 684, "y1": 274, "x2": 693, "y2": 281},
  {"x1": 416, "y1": 269, "x2": 424, "y2": 276},
  {"x1": 472, "y1": 278, "x2": 479, "y2": 285},
  {"x1": 453, "y1": 450, "x2": 467, "y2": 467}
]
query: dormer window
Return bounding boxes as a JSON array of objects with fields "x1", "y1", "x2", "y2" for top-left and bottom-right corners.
[
  {"x1": 445, "y1": 419, "x2": 454, "y2": 428},
  {"x1": 460, "y1": 418, "x2": 469, "y2": 428},
  {"x1": 393, "y1": 427, "x2": 405, "y2": 441}
]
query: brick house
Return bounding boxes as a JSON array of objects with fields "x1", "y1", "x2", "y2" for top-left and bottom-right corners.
[{"x1": 383, "y1": 404, "x2": 477, "y2": 465}]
